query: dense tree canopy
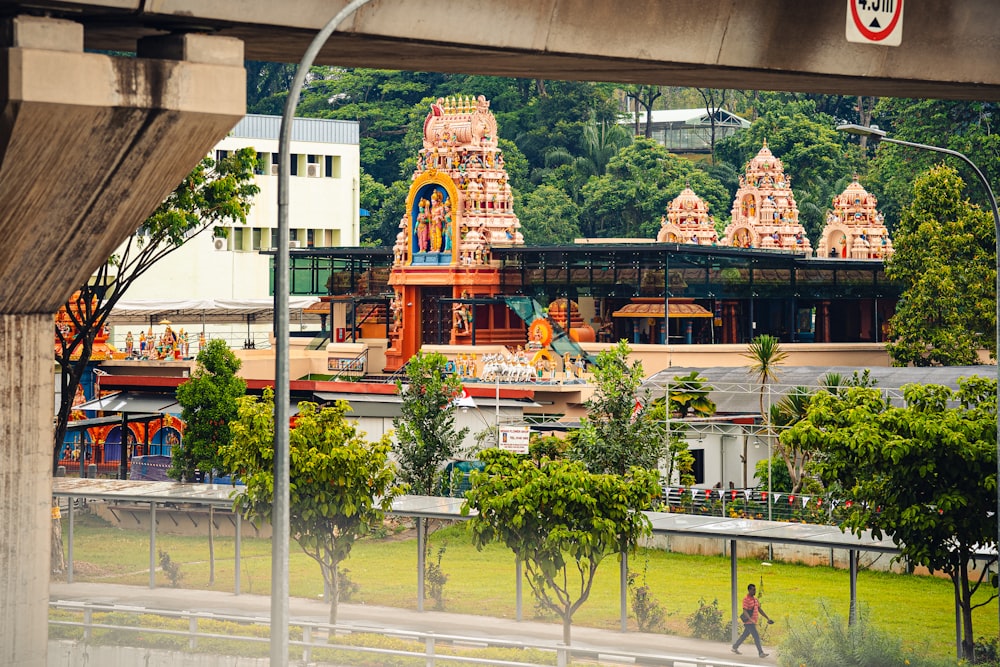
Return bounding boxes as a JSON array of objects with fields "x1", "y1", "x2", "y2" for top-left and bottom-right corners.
[
  {"x1": 222, "y1": 388, "x2": 402, "y2": 625},
  {"x1": 795, "y1": 379, "x2": 998, "y2": 660},
  {"x1": 885, "y1": 165, "x2": 996, "y2": 366},
  {"x1": 171, "y1": 339, "x2": 246, "y2": 482},
  {"x1": 571, "y1": 340, "x2": 663, "y2": 475},
  {"x1": 464, "y1": 448, "x2": 660, "y2": 645},
  {"x1": 393, "y1": 351, "x2": 468, "y2": 495}
]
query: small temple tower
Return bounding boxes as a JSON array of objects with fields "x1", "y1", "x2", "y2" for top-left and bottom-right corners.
[
  {"x1": 817, "y1": 176, "x2": 893, "y2": 259},
  {"x1": 656, "y1": 185, "x2": 719, "y2": 245},
  {"x1": 723, "y1": 141, "x2": 812, "y2": 254},
  {"x1": 386, "y1": 95, "x2": 526, "y2": 370}
]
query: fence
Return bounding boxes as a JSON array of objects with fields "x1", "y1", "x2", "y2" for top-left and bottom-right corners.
[{"x1": 49, "y1": 601, "x2": 753, "y2": 667}]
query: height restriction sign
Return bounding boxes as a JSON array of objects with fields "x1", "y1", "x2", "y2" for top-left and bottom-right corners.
[{"x1": 846, "y1": 0, "x2": 904, "y2": 46}]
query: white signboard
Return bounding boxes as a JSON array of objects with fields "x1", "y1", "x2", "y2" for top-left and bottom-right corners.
[
  {"x1": 499, "y1": 426, "x2": 530, "y2": 454},
  {"x1": 846, "y1": 0, "x2": 904, "y2": 47}
]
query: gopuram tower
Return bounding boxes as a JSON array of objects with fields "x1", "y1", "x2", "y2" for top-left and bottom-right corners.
[
  {"x1": 386, "y1": 95, "x2": 525, "y2": 370},
  {"x1": 657, "y1": 185, "x2": 719, "y2": 245},
  {"x1": 723, "y1": 141, "x2": 812, "y2": 254},
  {"x1": 817, "y1": 176, "x2": 893, "y2": 259}
]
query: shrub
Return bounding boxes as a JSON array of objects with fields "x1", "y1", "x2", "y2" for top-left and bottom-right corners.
[
  {"x1": 425, "y1": 544, "x2": 448, "y2": 610},
  {"x1": 628, "y1": 563, "x2": 666, "y2": 633},
  {"x1": 157, "y1": 549, "x2": 182, "y2": 587},
  {"x1": 687, "y1": 597, "x2": 727, "y2": 641},
  {"x1": 780, "y1": 601, "x2": 952, "y2": 667}
]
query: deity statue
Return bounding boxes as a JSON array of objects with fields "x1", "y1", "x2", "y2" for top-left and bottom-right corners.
[
  {"x1": 415, "y1": 198, "x2": 430, "y2": 252},
  {"x1": 125, "y1": 331, "x2": 134, "y2": 357},
  {"x1": 198, "y1": 331, "x2": 207, "y2": 351},
  {"x1": 430, "y1": 190, "x2": 447, "y2": 252},
  {"x1": 443, "y1": 212, "x2": 453, "y2": 251}
]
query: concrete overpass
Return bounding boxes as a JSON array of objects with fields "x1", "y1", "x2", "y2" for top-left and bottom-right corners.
[
  {"x1": 2, "y1": 1, "x2": 999, "y2": 665},
  {"x1": 6, "y1": 0, "x2": 1000, "y2": 100}
]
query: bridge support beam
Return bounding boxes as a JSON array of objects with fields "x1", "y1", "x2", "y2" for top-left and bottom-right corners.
[{"x1": 0, "y1": 15, "x2": 245, "y2": 666}]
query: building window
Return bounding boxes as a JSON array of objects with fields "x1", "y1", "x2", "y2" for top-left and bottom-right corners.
[
  {"x1": 215, "y1": 149, "x2": 229, "y2": 163},
  {"x1": 690, "y1": 448, "x2": 705, "y2": 485},
  {"x1": 306, "y1": 229, "x2": 315, "y2": 248},
  {"x1": 290, "y1": 154, "x2": 299, "y2": 177},
  {"x1": 252, "y1": 227, "x2": 263, "y2": 250},
  {"x1": 253, "y1": 151, "x2": 264, "y2": 175},
  {"x1": 232, "y1": 227, "x2": 245, "y2": 251},
  {"x1": 325, "y1": 155, "x2": 341, "y2": 178},
  {"x1": 270, "y1": 227, "x2": 279, "y2": 248}
]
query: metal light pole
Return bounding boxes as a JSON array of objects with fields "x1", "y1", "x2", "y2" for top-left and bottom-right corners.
[
  {"x1": 275, "y1": 1, "x2": 375, "y2": 662},
  {"x1": 837, "y1": 123, "x2": 1000, "y2": 645}
]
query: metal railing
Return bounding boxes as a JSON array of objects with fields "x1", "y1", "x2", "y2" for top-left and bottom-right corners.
[{"x1": 49, "y1": 600, "x2": 756, "y2": 667}]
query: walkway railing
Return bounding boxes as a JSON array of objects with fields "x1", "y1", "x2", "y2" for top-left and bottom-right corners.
[{"x1": 49, "y1": 600, "x2": 756, "y2": 667}]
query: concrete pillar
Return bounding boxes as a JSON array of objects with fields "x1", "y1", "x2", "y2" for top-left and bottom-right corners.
[
  {"x1": 0, "y1": 314, "x2": 51, "y2": 667},
  {"x1": 0, "y1": 15, "x2": 246, "y2": 666}
]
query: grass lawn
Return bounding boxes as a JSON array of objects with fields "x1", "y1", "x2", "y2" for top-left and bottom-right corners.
[{"x1": 58, "y1": 513, "x2": 995, "y2": 661}]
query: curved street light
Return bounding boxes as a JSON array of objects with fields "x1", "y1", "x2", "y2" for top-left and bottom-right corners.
[
  {"x1": 837, "y1": 123, "x2": 1000, "y2": 649},
  {"x1": 275, "y1": 0, "x2": 376, "y2": 662}
]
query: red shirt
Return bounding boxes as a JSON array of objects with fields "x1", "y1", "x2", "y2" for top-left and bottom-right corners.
[{"x1": 742, "y1": 594, "x2": 761, "y2": 624}]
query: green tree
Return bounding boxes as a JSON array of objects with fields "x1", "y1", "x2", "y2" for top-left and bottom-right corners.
[
  {"x1": 797, "y1": 379, "x2": 998, "y2": 661},
  {"x1": 623, "y1": 85, "x2": 663, "y2": 138},
  {"x1": 516, "y1": 185, "x2": 581, "y2": 245},
  {"x1": 170, "y1": 338, "x2": 246, "y2": 585},
  {"x1": 571, "y1": 340, "x2": 663, "y2": 475},
  {"x1": 865, "y1": 98, "x2": 1000, "y2": 228},
  {"x1": 463, "y1": 448, "x2": 660, "y2": 644},
  {"x1": 743, "y1": 335, "x2": 787, "y2": 488},
  {"x1": 171, "y1": 339, "x2": 246, "y2": 482},
  {"x1": 770, "y1": 371, "x2": 876, "y2": 494},
  {"x1": 885, "y1": 165, "x2": 996, "y2": 366},
  {"x1": 53, "y1": 149, "x2": 258, "y2": 473},
  {"x1": 394, "y1": 351, "x2": 469, "y2": 495},
  {"x1": 579, "y1": 138, "x2": 730, "y2": 239},
  {"x1": 222, "y1": 388, "x2": 402, "y2": 625}
]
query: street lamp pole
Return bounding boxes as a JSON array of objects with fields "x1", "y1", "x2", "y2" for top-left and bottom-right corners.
[
  {"x1": 276, "y1": 1, "x2": 375, "y2": 662},
  {"x1": 837, "y1": 124, "x2": 1000, "y2": 645}
]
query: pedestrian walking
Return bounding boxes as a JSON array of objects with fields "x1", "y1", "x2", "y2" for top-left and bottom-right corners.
[{"x1": 732, "y1": 583, "x2": 773, "y2": 657}]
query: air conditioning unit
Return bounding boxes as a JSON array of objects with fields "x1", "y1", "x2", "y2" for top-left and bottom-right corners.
[
  {"x1": 212, "y1": 237, "x2": 226, "y2": 251},
  {"x1": 270, "y1": 164, "x2": 280, "y2": 176},
  {"x1": 306, "y1": 163, "x2": 321, "y2": 178},
  {"x1": 289, "y1": 240, "x2": 301, "y2": 249}
]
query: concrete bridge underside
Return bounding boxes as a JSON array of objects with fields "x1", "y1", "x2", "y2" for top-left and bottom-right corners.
[
  {"x1": 2, "y1": 1, "x2": 1000, "y2": 664},
  {"x1": 0, "y1": 15, "x2": 245, "y2": 666},
  {"x1": 7, "y1": 0, "x2": 1000, "y2": 100}
]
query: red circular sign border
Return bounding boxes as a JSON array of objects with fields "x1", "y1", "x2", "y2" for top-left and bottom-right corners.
[{"x1": 850, "y1": 0, "x2": 903, "y2": 42}]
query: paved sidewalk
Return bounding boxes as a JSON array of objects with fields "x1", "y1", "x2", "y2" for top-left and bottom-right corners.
[{"x1": 50, "y1": 582, "x2": 778, "y2": 665}]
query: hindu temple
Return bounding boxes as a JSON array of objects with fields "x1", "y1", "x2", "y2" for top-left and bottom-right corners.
[
  {"x1": 817, "y1": 176, "x2": 893, "y2": 259},
  {"x1": 723, "y1": 141, "x2": 812, "y2": 254},
  {"x1": 656, "y1": 185, "x2": 719, "y2": 245},
  {"x1": 386, "y1": 95, "x2": 529, "y2": 369}
]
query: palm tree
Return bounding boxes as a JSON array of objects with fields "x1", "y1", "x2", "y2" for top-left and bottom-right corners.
[
  {"x1": 668, "y1": 371, "x2": 716, "y2": 418},
  {"x1": 742, "y1": 334, "x2": 787, "y2": 487},
  {"x1": 769, "y1": 386, "x2": 813, "y2": 493}
]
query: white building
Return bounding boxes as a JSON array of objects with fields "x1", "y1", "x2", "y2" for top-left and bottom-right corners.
[
  {"x1": 622, "y1": 108, "x2": 750, "y2": 153},
  {"x1": 108, "y1": 114, "x2": 360, "y2": 348}
]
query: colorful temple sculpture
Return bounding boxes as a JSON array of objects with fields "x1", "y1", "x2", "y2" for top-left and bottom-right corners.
[
  {"x1": 723, "y1": 141, "x2": 812, "y2": 254},
  {"x1": 386, "y1": 95, "x2": 529, "y2": 369},
  {"x1": 817, "y1": 176, "x2": 893, "y2": 259},
  {"x1": 656, "y1": 185, "x2": 719, "y2": 245},
  {"x1": 55, "y1": 292, "x2": 119, "y2": 361}
]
